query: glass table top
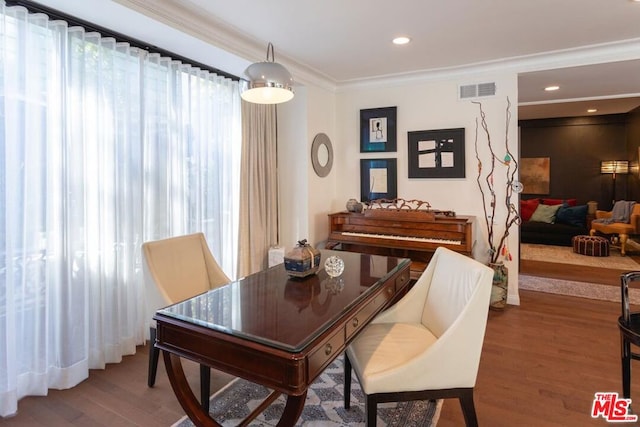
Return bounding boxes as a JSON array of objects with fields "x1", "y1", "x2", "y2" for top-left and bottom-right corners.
[{"x1": 155, "y1": 250, "x2": 409, "y2": 352}]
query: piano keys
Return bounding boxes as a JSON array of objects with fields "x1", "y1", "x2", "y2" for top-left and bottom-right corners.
[{"x1": 327, "y1": 210, "x2": 474, "y2": 279}]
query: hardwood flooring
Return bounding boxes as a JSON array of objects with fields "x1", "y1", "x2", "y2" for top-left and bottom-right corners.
[{"x1": 2, "y1": 260, "x2": 640, "y2": 426}]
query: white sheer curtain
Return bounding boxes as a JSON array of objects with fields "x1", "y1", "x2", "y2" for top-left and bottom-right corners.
[{"x1": 0, "y1": 4, "x2": 242, "y2": 417}]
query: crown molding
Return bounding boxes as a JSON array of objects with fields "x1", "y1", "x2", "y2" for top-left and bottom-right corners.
[
  {"x1": 508, "y1": 37, "x2": 640, "y2": 74},
  {"x1": 112, "y1": 0, "x2": 337, "y2": 92},
  {"x1": 519, "y1": 93, "x2": 640, "y2": 107},
  {"x1": 336, "y1": 38, "x2": 640, "y2": 92}
]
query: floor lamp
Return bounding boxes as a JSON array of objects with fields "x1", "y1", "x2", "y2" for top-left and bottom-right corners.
[{"x1": 601, "y1": 160, "x2": 629, "y2": 206}]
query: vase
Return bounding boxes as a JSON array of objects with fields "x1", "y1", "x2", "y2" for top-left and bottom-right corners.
[
  {"x1": 488, "y1": 262, "x2": 508, "y2": 310},
  {"x1": 346, "y1": 198, "x2": 363, "y2": 213}
]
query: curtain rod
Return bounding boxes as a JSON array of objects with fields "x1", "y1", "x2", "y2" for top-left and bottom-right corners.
[{"x1": 4, "y1": 0, "x2": 242, "y2": 82}]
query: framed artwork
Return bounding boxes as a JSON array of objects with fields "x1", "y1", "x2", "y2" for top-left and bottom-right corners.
[
  {"x1": 360, "y1": 158, "x2": 397, "y2": 203},
  {"x1": 360, "y1": 106, "x2": 397, "y2": 153},
  {"x1": 520, "y1": 157, "x2": 550, "y2": 194},
  {"x1": 407, "y1": 128, "x2": 465, "y2": 178}
]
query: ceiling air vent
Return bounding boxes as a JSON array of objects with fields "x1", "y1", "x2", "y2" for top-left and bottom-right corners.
[{"x1": 459, "y1": 82, "x2": 497, "y2": 100}]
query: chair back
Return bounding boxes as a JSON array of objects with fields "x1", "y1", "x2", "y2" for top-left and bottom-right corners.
[
  {"x1": 631, "y1": 204, "x2": 640, "y2": 233},
  {"x1": 420, "y1": 247, "x2": 493, "y2": 338},
  {"x1": 621, "y1": 271, "x2": 640, "y2": 324},
  {"x1": 142, "y1": 232, "x2": 230, "y2": 306}
]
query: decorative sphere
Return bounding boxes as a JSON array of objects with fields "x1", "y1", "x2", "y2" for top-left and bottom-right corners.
[{"x1": 324, "y1": 255, "x2": 345, "y2": 278}]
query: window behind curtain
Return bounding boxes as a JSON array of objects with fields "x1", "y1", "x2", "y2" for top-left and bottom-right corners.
[{"x1": 0, "y1": 3, "x2": 242, "y2": 417}]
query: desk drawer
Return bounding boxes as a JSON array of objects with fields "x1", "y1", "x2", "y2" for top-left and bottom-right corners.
[
  {"x1": 308, "y1": 329, "x2": 344, "y2": 380},
  {"x1": 395, "y1": 269, "x2": 410, "y2": 292},
  {"x1": 345, "y1": 280, "x2": 395, "y2": 341}
]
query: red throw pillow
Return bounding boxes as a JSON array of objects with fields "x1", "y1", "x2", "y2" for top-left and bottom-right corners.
[
  {"x1": 542, "y1": 198, "x2": 577, "y2": 207},
  {"x1": 520, "y1": 198, "x2": 540, "y2": 222}
]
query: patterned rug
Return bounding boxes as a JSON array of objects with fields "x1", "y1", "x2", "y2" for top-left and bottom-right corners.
[
  {"x1": 172, "y1": 356, "x2": 442, "y2": 427},
  {"x1": 520, "y1": 243, "x2": 640, "y2": 270},
  {"x1": 519, "y1": 274, "x2": 640, "y2": 305}
]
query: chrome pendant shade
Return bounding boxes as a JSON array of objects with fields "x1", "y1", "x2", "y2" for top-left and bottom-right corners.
[{"x1": 241, "y1": 42, "x2": 294, "y2": 104}]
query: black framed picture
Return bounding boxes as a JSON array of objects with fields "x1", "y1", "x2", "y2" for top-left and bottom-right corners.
[
  {"x1": 360, "y1": 106, "x2": 397, "y2": 153},
  {"x1": 407, "y1": 127, "x2": 465, "y2": 178},
  {"x1": 360, "y1": 158, "x2": 397, "y2": 203}
]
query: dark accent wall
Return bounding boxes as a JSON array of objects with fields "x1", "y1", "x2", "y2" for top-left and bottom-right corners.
[
  {"x1": 627, "y1": 107, "x2": 640, "y2": 203},
  {"x1": 519, "y1": 114, "x2": 629, "y2": 211}
]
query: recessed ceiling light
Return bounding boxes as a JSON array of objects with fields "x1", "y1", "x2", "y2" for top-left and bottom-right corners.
[
  {"x1": 587, "y1": 109, "x2": 598, "y2": 113},
  {"x1": 544, "y1": 85, "x2": 560, "y2": 91},
  {"x1": 392, "y1": 36, "x2": 411, "y2": 45}
]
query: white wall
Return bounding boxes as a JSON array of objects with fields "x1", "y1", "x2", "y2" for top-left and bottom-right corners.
[
  {"x1": 334, "y1": 72, "x2": 521, "y2": 305},
  {"x1": 305, "y1": 86, "x2": 339, "y2": 248},
  {"x1": 277, "y1": 85, "x2": 338, "y2": 251},
  {"x1": 277, "y1": 87, "x2": 309, "y2": 251}
]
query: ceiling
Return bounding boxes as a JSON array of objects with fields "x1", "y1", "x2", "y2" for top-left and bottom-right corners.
[{"x1": 174, "y1": 0, "x2": 640, "y2": 119}]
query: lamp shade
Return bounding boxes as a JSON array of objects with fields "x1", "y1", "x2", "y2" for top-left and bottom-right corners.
[
  {"x1": 241, "y1": 43, "x2": 294, "y2": 104},
  {"x1": 600, "y1": 160, "x2": 629, "y2": 174}
]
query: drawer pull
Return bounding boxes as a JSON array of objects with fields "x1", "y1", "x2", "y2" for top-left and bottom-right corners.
[
  {"x1": 387, "y1": 287, "x2": 393, "y2": 296},
  {"x1": 325, "y1": 343, "x2": 333, "y2": 356},
  {"x1": 352, "y1": 318, "x2": 359, "y2": 328}
]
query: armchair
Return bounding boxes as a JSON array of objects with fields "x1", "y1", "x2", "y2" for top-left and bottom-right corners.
[
  {"x1": 590, "y1": 201, "x2": 640, "y2": 256},
  {"x1": 344, "y1": 247, "x2": 493, "y2": 426},
  {"x1": 142, "y1": 232, "x2": 230, "y2": 412}
]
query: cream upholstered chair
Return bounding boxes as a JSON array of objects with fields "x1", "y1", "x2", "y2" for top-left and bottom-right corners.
[
  {"x1": 344, "y1": 247, "x2": 493, "y2": 427},
  {"x1": 142, "y1": 232, "x2": 230, "y2": 411}
]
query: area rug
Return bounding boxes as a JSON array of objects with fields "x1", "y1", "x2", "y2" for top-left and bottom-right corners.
[
  {"x1": 172, "y1": 356, "x2": 442, "y2": 427},
  {"x1": 519, "y1": 274, "x2": 640, "y2": 305},
  {"x1": 520, "y1": 243, "x2": 640, "y2": 270}
]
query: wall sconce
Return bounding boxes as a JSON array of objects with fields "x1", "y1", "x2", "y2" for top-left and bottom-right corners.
[
  {"x1": 600, "y1": 160, "x2": 629, "y2": 204},
  {"x1": 241, "y1": 42, "x2": 294, "y2": 104}
]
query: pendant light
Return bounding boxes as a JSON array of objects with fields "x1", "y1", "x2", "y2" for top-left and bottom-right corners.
[{"x1": 241, "y1": 42, "x2": 294, "y2": 104}]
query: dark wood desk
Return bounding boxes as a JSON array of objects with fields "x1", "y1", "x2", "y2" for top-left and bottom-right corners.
[{"x1": 154, "y1": 250, "x2": 411, "y2": 427}]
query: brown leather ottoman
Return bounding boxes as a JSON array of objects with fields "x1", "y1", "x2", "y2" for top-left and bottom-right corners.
[{"x1": 572, "y1": 235, "x2": 609, "y2": 257}]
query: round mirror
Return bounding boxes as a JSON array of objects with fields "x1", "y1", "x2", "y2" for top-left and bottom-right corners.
[
  {"x1": 311, "y1": 133, "x2": 333, "y2": 177},
  {"x1": 317, "y1": 144, "x2": 329, "y2": 167}
]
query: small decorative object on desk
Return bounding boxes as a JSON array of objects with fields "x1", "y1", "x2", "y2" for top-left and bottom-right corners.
[
  {"x1": 346, "y1": 198, "x2": 363, "y2": 213},
  {"x1": 324, "y1": 255, "x2": 345, "y2": 277},
  {"x1": 284, "y1": 239, "x2": 321, "y2": 278}
]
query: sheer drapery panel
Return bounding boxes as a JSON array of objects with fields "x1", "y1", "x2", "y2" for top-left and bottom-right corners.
[{"x1": 0, "y1": 3, "x2": 241, "y2": 417}]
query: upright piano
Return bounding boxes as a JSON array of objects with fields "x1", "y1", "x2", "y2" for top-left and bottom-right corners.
[{"x1": 327, "y1": 209, "x2": 474, "y2": 279}]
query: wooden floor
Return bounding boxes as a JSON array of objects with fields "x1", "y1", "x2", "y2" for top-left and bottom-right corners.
[{"x1": 3, "y1": 260, "x2": 640, "y2": 426}]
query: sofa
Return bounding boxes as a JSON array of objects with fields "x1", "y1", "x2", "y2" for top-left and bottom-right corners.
[{"x1": 520, "y1": 198, "x2": 590, "y2": 246}]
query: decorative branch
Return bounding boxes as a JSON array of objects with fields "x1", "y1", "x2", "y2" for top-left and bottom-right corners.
[{"x1": 473, "y1": 97, "x2": 520, "y2": 264}]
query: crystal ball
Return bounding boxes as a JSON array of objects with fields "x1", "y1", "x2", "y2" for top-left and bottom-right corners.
[{"x1": 324, "y1": 255, "x2": 345, "y2": 278}]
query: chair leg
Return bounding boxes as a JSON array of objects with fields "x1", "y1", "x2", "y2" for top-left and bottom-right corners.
[
  {"x1": 622, "y1": 337, "x2": 632, "y2": 399},
  {"x1": 365, "y1": 395, "x2": 377, "y2": 427},
  {"x1": 344, "y1": 353, "x2": 352, "y2": 409},
  {"x1": 147, "y1": 327, "x2": 160, "y2": 387},
  {"x1": 200, "y1": 364, "x2": 211, "y2": 413},
  {"x1": 459, "y1": 388, "x2": 479, "y2": 427},
  {"x1": 620, "y1": 234, "x2": 629, "y2": 256}
]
